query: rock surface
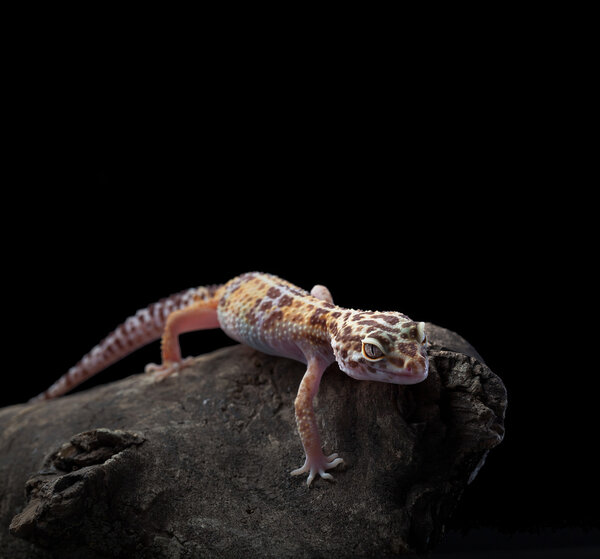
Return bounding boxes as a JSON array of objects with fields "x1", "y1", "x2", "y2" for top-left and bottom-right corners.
[{"x1": 1, "y1": 324, "x2": 506, "y2": 558}]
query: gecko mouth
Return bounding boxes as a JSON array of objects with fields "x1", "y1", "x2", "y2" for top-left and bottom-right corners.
[{"x1": 394, "y1": 360, "x2": 429, "y2": 382}]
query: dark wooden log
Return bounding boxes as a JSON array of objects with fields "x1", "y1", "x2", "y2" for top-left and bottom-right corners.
[{"x1": 1, "y1": 324, "x2": 506, "y2": 557}]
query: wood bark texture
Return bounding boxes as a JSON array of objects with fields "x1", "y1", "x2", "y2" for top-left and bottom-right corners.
[{"x1": 1, "y1": 323, "x2": 506, "y2": 558}]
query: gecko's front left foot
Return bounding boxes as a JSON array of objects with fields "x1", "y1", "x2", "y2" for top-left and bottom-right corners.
[
  {"x1": 291, "y1": 452, "x2": 344, "y2": 486},
  {"x1": 144, "y1": 357, "x2": 194, "y2": 381}
]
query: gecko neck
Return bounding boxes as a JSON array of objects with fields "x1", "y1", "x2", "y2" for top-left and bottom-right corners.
[{"x1": 272, "y1": 296, "x2": 341, "y2": 366}]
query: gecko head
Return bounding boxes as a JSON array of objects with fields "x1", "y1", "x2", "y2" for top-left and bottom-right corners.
[{"x1": 330, "y1": 312, "x2": 429, "y2": 385}]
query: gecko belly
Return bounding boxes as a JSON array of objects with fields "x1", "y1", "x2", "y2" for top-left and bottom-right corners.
[{"x1": 217, "y1": 307, "x2": 307, "y2": 363}]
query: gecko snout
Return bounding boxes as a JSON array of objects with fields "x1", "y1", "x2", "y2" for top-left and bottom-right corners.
[{"x1": 403, "y1": 356, "x2": 429, "y2": 381}]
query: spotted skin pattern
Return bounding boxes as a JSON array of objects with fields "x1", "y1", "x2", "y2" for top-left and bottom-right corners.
[{"x1": 33, "y1": 272, "x2": 429, "y2": 486}]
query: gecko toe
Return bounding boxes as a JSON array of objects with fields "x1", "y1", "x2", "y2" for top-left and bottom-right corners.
[
  {"x1": 319, "y1": 470, "x2": 334, "y2": 481},
  {"x1": 290, "y1": 459, "x2": 309, "y2": 476},
  {"x1": 325, "y1": 457, "x2": 344, "y2": 470}
]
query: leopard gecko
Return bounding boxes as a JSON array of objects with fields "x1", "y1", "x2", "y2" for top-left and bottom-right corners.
[{"x1": 32, "y1": 272, "x2": 429, "y2": 485}]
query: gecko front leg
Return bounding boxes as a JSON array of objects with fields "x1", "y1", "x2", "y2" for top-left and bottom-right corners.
[
  {"x1": 291, "y1": 356, "x2": 344, "y2": 485},
  {"x1": 310, "y1": 284, "x2": 333, "y2": 304}
]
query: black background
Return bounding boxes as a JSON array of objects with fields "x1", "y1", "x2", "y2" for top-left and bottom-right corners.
[{"x1": 3, "y1": 27, "x2": 595, "y2": 555}]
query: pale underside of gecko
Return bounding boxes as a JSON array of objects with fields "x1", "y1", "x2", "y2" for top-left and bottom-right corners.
[{"x1": 33, "y1": 272, "x2": 429, "y2": 485}]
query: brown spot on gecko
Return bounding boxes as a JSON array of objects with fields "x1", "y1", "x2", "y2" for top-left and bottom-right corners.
[
  {"x1": 267, "y1": 287, "x2": 281, "y2": 299},
  {"x1": 341, "y1": 325, "x2": 354, "y2": 340},
  {"x1": 246, "y1": 311, "x2": 258, "y2": 326},
  {"x1": 263, "y1": 310, "x2": 284, "y2": 331},
  {"x1": 387, "y1": 356, "x2": 405, "y2": 368},
  {"x1": 227, "y1": 279, "x2": 244, "y2": 295},
  {"x1": 356, "y1": 319, "x2": 399, "y2": 334},
  {"x1": 279, "y1": 294, "x2": 293, "y2": 307},
  {"x1": 396, "y1": 343, "x2": 418, "y2": 358},
  {"x1": 259, "y1": 300, "x2": 273, "y2": 312},
  {"x1": 307, "y1": 334, "x2": 327, "y2": 347},
  {"x1": 329, "y1": 322, "x2": 339, "y2": 337},
  {"x1": 310, "y1": 308, "x2": 328, "y2": 329},
  {"x1": 288, "y1": 287, "x2": 307, "y2": 297},
  {"x1": 365, "y1": 364, "x2": 381, "y2": 375}
]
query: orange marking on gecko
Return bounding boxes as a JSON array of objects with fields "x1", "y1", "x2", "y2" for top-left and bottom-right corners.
[{"x1": 32, "y1": 272, "x2": 429, "y2": 486}]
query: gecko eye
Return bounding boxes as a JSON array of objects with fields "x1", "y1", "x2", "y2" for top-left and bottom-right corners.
[{"x1": 362, "y1": 338, "x2": 385, "y2": 361}]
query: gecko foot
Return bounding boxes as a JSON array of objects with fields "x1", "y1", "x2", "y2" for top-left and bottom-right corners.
[
  {"x1": 144, "y1": 358, "x2": 194, "y2": 381},
  {"x1": 291, "y1": 452, "x2": 344, "y2": 486}
]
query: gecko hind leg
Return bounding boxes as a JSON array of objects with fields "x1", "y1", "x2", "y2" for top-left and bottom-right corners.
[{"x1": 145, "y1": 301, "x2": 220, "y2": 381}]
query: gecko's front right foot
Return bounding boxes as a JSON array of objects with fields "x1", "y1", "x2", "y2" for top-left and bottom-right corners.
[{"x1": 291, "y1": 452, "x2": 344, "y2": 486}]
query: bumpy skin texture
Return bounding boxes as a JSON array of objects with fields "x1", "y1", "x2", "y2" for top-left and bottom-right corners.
[{"x1": 33, "y1": 272, "x2": 429, "y2": 485}]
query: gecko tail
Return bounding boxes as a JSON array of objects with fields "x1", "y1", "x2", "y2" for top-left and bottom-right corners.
[{"x1": 30, "y1": 284, "x2": 222, "y2": 402}]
